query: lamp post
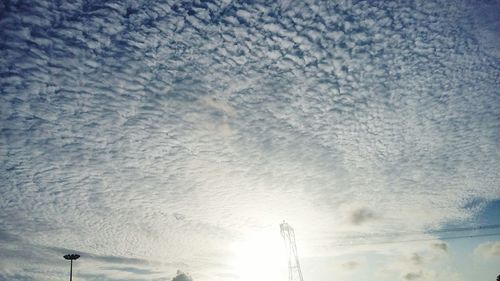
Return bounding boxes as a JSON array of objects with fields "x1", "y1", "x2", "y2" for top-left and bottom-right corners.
[{"x1": 63, "y1": 254, "x2": 80, "y2": 281}]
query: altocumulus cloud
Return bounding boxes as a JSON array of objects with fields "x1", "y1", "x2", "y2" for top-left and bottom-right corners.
[
  {"x1": 0, "y1": 0, "x2": 499, "y2": 280},
  {"x1": 379, "y1": 241, "x2": 453, "y2": 281}
]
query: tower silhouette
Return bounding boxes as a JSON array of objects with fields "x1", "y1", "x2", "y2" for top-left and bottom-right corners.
[{"x1": 280, "y1": 221, "x2": 304, "y2": 281}]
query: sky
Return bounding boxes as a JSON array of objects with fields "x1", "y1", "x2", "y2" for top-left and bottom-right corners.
[{"x1": 0, "y1": 0, "x2": 499, "y2": 280}]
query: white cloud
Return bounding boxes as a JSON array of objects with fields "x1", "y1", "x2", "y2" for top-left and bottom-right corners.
[
  {"x1": 474, "y1": 241, "x2": 500, "y2": 259},
  {"x1": 373, "y1": 240, "x2": 457, "y2": 281}
]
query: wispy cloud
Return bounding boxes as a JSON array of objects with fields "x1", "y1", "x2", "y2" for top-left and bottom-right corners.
[
  {"x1": 474, "y1": 241, "x2": 500, "y2": 258},
  {"x1": 375, "y1": 240, "x2": 455, "y2": 281},
  {"x1": 340, "y1": 260, "x2": 360, "y2": 270}
]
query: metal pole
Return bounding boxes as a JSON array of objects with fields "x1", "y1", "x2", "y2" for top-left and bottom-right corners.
[{"x1": 64, "y1": 254, "x2": 79, "y2": 281}]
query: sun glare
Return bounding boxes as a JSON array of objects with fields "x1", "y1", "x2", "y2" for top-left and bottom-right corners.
[{"x1": 230, "y1": 230, "x2": 288, "y2": 281}]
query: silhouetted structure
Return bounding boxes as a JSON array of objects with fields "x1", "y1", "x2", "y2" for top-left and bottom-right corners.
[
  {"x1": 496, "y1": 274, "x2": 499, "y2": 281},
  {"x1": 63, "y1": 254, "x2": 80, "y2": 281},
  {"x1": 280, "y1": 221, "x2": 304, "y2": 281}
]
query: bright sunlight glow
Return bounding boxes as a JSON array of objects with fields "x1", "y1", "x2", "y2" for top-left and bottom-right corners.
[{"x1": 230, "y1": 230, "x2": 288, "y2": 281}]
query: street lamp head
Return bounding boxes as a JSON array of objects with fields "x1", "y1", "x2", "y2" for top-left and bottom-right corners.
[{"x1": 64, "y1": 254, "x2": 80, "y2": 260}]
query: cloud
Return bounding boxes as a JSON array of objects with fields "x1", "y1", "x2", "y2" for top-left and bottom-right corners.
[
  {"x1": 340, "y1": 261, "x2": 360, "y2": 270},
  {"x1": 431, "y1": 242, "x2": 448, "y2": 253},
  {"x1": 348, "y1": 208, "x2": 378, "y2": 225},
  {"x1": 0, "y1": 273, "x2": 36, "y2": 281},
  {"x1": 172, "y1": 270, "x2": 193, "y2": 281},
  {"x1": 46, "y1": 246, "x2": 152, "y2": 265},
  {"x1": 173, "y1": 213, "x2": 186, "y2": 221},
  {"x1": 102, "y1": 266, "x2": 160, "y2": 275},
  {"x1": 409, "y1": 253, "x2": 424, "y2": 265},
  {"x1": 0, "y1": 230, "x2": 18, "y2": 243},
  {"x1": 474, "y1": 241, "x2": 500, "y2": 258},
  {"x1": 0, "y1": 237, "x2": 169, "y2": 281},
  {"x1": 0, "y1": 0, "x2": 499, "y2": 280},
  {"x1": 198, "y1": 96, "x2": 237, "y2": 117},
  {"x1": 378, "y1": 241, "x2": 452, "y2": 281},
  {"x1": 403, "y1": 271, "x2": 423, "y2": 280}
]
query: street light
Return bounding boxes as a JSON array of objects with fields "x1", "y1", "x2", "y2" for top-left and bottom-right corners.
[{"x1": 63, "y1": 254, "x2": 80, "y2": 281}]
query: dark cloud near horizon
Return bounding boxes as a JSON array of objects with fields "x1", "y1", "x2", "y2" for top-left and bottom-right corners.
[
  {"x1": 102, "y1": 266, "x2": 161, "y2": 275},
  {"x1": 46, "y1": 246, "x2": 152, "y2": 265},
  {"x1": 404, "y1": 271, "x2": 423, "y2": 280},
  {"x1": 0, "y1": 273, "x2": 34, "y2": 281},
  {"x1": 172, "y1": 270, "x2": 193, "y2": 281}
]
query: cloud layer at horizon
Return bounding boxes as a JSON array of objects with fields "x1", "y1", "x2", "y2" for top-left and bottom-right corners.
[{"x1": 1, "y1": 0, "x2": 499, "y2": 280}]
